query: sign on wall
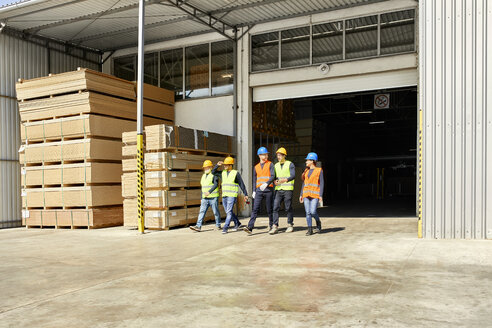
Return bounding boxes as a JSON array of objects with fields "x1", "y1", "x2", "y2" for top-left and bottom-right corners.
[{"x1": 374, "y1": 93, "x2": 390, "y2": 109}]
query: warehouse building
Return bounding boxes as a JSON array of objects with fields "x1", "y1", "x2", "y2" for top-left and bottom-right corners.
[{"x1": 0, "y1": 0, "x2": 490, "y2": 238}]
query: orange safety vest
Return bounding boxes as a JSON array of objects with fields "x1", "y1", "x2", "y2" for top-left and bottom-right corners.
[
  {"x1": 255, "y1": 161, "x2": 274, "y2": 188},
  {"x1": 302, "y1": 167, "x2": 322, "y2": 199}
]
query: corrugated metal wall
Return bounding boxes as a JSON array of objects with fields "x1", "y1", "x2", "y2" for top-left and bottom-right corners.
[
  {"x1": 419, "y1": 0, "x2": 491, "y2": 239},
  {"x1": 0, "y1": 33, "x2": 101, "y2": 228}
]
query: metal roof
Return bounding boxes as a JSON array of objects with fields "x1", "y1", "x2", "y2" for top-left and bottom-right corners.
[{"x1": 0, "y1": 0, "x2": 386, "y2": 52}]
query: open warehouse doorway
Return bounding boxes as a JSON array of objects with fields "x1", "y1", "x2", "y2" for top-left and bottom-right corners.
[{"x1": 252, "y1": 87, "x2": 417, "y2": 218}]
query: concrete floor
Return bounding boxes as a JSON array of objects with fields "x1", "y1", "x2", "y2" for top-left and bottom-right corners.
[{"x1": 0, "y1": 217, "x2": 491, "y2": 328}]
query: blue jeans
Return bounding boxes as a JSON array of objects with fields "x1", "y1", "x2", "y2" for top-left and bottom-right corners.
[
  {"x1": 196, "y1": 197, "x2": 221, "y2": 228},
  {"x1": 304, "y1": 197, "x2": 321, "y2": 227},
  {"x1": 248, "y1": 189, "x2": 274, "y2": 230},
  {"x1": 222, "y1": 196, "x2": 241, "y2": 231}
]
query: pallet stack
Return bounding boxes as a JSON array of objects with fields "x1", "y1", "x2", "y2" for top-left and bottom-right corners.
[
  {"x1": 123, "y1": 124, "x2": 232, "y2": 230},
  {"x1": 18, "y1": 68, "x2": 175, "y2": 229}
]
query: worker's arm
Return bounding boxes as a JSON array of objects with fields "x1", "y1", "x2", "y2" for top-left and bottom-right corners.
[
  {"x1": 287, "y1": 162, "x2": 296, "y2": 182},
  {"x1": 252, "y1": 167, "x2": 257, "y2": 191},
  {"x1": 266, "y1": 162, "x2": 276, "y2": 185},
  {"x1": 235, "y1": 172, "x2": 248, "y2": 197},
  {"x1": 208, "y1": 174, "x2": 219, "y2": 194},
  {"x1": 211, "y1": 164, "x2": 220, "y2": 175},
  {"x1": 319, "y1": 170, "x2": 324, "y2": 197}
]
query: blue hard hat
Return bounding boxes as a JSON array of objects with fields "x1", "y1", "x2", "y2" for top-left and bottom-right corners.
[
  {"x1": 257, "y1": 147, "x2": 269, "y2": 155},
  {"x1": 305, "y1": 152, "x2": 318, "y2": 161}
]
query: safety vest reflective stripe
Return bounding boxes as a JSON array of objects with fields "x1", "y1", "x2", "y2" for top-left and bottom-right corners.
[
  {"x1": 302, "y1": 189, "x2": 320, "y2": 195},
  {"x1": 302, "y1": 167, "x2": 322, "y2": 199},
  {"x1": 201, "y1": 173, "x2": 219, "y2": 198},
  {"x1": 222, "y1": 170, "x2": 239, "y2": 197},
  {"x1": 275, "y1": 161, "x2": 295, "y2": 191},
  {"x1": 255, "y1": 161, "x2": 273, "y2": 188}
]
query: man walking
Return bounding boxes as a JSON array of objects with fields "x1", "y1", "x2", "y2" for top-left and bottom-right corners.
[
  {"x1": 243, "y1": 147, "x2": 275, "y2": 235},
  {"x1": 271, "y1": 147, "x2": 295, "y2": 234},
  {"x1": 190, "y1": 160, "x2": 221, "y2": 232},
  {"x1": 214, "y1": 157, "x2": 249, "y2": 234}
]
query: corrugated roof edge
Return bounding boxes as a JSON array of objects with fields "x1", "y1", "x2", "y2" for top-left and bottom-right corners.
[{"x1": 0, "y1": 0, "x2": 48, "y2": 11}]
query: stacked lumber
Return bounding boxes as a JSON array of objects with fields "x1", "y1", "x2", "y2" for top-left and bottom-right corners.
[
  {"x1": 18, "y1": 68, "x2": 175, "y2": 229},
  {"x1": 252, "y1": 99, "x2": 296, "y2": 139},
  {"x1": 123, "y1": 123, "x2": 231, "y2": 229}
]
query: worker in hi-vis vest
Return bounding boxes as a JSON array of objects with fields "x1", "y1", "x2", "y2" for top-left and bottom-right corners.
[
  {"x1": 213, "y1": 157, "x2": 249, "y2": 234},
  {"x1": 300, "y1": 152, "x2": 324, "y2": 236},
  {"x1": 190, "y1": 160, "x2": 221, "y2": 232},
  {"x1": 243, "y1": 147, "x2": 275, "y2": 236},
  {"x1": 271, "y1": 147, "x2": 296, "y2": 234}
]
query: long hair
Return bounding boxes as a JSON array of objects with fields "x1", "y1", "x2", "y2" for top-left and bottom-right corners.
[{"x1": 302, "y1": 160, "x2": 317, "y2": 181}]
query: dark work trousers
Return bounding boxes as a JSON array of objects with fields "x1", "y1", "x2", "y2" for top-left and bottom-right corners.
[
  {"x1": 273, "y1": 190, "x2": 294, "y2": 227},
  {"x1": 247, "y1": 189, "x2": 274, "y2": 231}
]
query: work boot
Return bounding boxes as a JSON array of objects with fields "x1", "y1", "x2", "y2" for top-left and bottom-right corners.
[
  {"x1": 305, "y1": 227, "x2": 313, "y2": 236},
  {"x1": 189, "y1": 225, "x2": 201, "y2": 232},
  {"x1": 243, "y1": 227, "x2": 252, "y2": 235},
  {"x1": 285, "y1": 224, "x2": 294, "y2": 233},
  {"x1": 269, "y1": 225, "x2": 279, "y2": 235}
]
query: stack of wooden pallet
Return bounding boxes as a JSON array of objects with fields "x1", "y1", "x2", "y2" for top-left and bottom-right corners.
[
  {"x1": 18, "y1": 68, "x2": 175, "y2": 229},
  {"x1": 252, "y1": 99, "x2": 296, "y2": 139},
  {"x1": 123, "y1": 124, "x2": 232, "y2": 229}
]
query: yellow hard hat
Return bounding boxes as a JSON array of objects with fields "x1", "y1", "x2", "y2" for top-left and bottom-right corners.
[
  {"x1": 202, "y1": 160, "x2": 213, "y2": 168},
  {"x1": 224, "y1": 157, "x2": 235, "y2": 165},
  {"x1": 276, "y1": 147, "x2": 287, "y2": 155}
]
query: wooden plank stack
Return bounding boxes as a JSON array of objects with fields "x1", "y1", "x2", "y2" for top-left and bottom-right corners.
[
  {"x1": 252, "y1": 99, "x2": 296, "y2": 139},
  {"x1": 18, "y1": 68, "x2": 175, "y2": 229},
  {"x1": 123, "y1": 124, "x2": 232, "y2": 230}
]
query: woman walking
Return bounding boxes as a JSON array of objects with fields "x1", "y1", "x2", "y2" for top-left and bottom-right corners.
[{"x1": 299, "y1": 152, "x2": 324, "y2": 236}]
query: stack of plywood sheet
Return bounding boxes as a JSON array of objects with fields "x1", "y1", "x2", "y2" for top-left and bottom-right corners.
[
  {"x1": 123, "y1": 123, "x2": 232, "y2": 229},
  {"x1": 18, "y1": 68, "x2": 175, "y2": 229}
]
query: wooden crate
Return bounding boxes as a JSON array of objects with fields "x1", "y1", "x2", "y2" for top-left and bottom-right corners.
[
  {"x1": 18, "y1": 92, "x2": 174, "y2": 123},
  {"x1": 145, "y1": 125, "x2": 206, "y2": 151},
  {"x1": 20, "y1": 138, "x2": 122, "y2": 164},
  {"x1": 144, "y1": 190, "x2": 187, "y2": 209},
  {"x1": 124, "y1": 199, "x2": 224, "y2": 229},
  {"x1": 22, "y1": 206, "x2": 123, "y2": 229},
  {"x1": 145, "y1": 208, "x2": 192, "y2": 229},
  {"x1": 186, "y1": 189, "x2": 202, "y2": 206},
  {"x1": 123, "y1": 198, "x2": 138, "y2": 227},
  {"x1": 139, "y1": 83, "x2": 175, "y2": 106},
  {"x1": 145, "y1": 189, "x2": 202, "y2": 209},
  {"x1": 144, "y1": 171, "x2": 190, "y2": 189},
  {"x1": 22, "y1": 162, "x2": 122, "y2": 186},
  {"x1": 122, "y1": 172, "x2": 138, "y2": 198},
  {"x1": 206, "y1": 132, "x2": 232, "y2": 154},
  {"x1": 122, "y1": 172, "x2": 202, "y2": 197},
  {"x1": 20, "y1": 114, "x2": 135, "y2": 142},
  {"x1": 144, "y1": 152, "x2": 223, "y2": 171},
  {"x1": 22, "y1": 185, "x2": 123, "y2": 208},
  {"x1": 16, "y1": 68, "x2": 136, "y2": 101},
  {"x1": 122, "y1": 158, "x2": 137, "y2": 172}
]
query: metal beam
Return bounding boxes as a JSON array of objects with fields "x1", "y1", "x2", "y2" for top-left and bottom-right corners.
[
  {"x1": 209, "y1": 0, "x2": 290, "y2": 16},
  {"x1": 234, "y1": 0, "x2": 389, "y2": 28},
  {"x1": 2, "y1": 26, "x2": 102, "y2": 64},
  {"x1": 23, "y1": 0, "x2": 168, "y2": 34},
  {"x1": 164, "y1": 0, "x2": 234, "y2": 40},
  {"x1": 71, "y1": 15, "x2": 190, "y2": 43}
]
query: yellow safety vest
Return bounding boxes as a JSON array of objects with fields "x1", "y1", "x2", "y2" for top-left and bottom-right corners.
[
  {"x1": 222, "y1": 170, "x2": 239, "y2": 197},
  {"x1": 201, "y1": 173, "x2": 219, "y2": 198},
  {"x1": 274, "y1": 160, "x2": 295, "y2": 191}
]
